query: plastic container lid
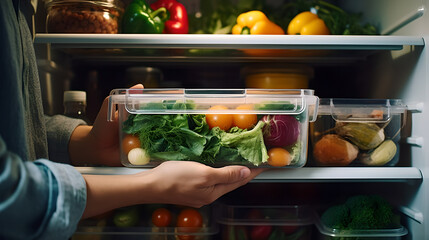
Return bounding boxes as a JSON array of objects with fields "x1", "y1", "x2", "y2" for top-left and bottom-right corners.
[
  {"x1": 108, "y1": 88, "x2": 319, "y2": 122},
  {"x1": 64, "y1": 91, "x2": 86, "y2": 103},
  {"x1": 217, "y1": 205, "x2": 314, "y2": 227},
  {"x1": 317, "y1": 98, "x2": 407, "y2": 123}
]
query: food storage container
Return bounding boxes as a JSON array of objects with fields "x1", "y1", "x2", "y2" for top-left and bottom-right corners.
[
  {"x1": 242, "y1": 64, "x2": 313, "y2": 89},
  {"x1": 44, "y1": 0, "x2": 124, "y2": 33},
  {"x1": 315, "y1": 198, "x2": 408, "y2": 240},
  {"x1": 72, "y1": 204, "x2": 217, "y2": 240},
  {"x1": 217, "y1": 204, "x2": 315, "y2": 240},
  {"x1": 309, "y1": 98, "x2": 407, "y2": 167},
  {"x1": 108, "y1": 88, "x2": 319, "y2": 168}
]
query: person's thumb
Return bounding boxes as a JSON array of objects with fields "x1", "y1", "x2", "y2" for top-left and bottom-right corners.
[{"x1": 212, "y1": 166, "x2": 251, "y2": 184}]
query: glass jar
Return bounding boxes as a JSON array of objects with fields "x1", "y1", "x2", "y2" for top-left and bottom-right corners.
[
  {"x1": 44, "y1": 0, "x2": 124, "y2": 34},
  {"x1": 242, "y1": 64, "x2": 314, "y2": 89}
]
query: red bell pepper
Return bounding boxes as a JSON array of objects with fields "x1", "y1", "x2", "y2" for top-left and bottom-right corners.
[{"x1": 150, "y1": 0, "x2": 188, "y2": 34}]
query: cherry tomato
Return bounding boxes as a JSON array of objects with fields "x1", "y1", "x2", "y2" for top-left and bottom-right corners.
[
  {"x1": 177, "y1": 208, "x2": 203, "y2": 229},
  {"x1": 232, "y1": 104, "x2": 258, "y2": 130},
  {"x1": 151, "y1": 208, "x2": 172, "y2": 227},
  {"x1": 250, "y1": 225, "x2": 272, "y2": 240},
  {"x1": 267, "y1": 148, "x2": 291, "y2": 167},
  {"x1": 206, "y1": 105, "x2": 233, "y2": 131},
  {"x1": 122, "y1": 134, "x2": 141, "y2": 155},
  {"x1": 177, "y1": 208, "x2": 203, "y2": 240}
]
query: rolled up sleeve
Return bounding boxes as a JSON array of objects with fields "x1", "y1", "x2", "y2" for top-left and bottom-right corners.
[{"x1": 0, "y1": 137, "x2": 86, "y2": 240}]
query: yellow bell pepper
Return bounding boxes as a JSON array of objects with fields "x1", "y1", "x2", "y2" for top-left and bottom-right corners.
[
  {"x1": 232, "y1": 11, "x2": 284, "y2": 35},
  {"x1": 287, "y1": 11, "x2": 330, "y2": 35}
]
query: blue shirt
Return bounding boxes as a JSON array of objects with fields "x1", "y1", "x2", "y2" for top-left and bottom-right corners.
[{"x1": 0, "y1": 1, "x2": 87, "y2": 239}]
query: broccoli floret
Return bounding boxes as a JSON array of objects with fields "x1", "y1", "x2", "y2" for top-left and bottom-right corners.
[
  {"x1": 321, "y1": 195, "x2": 398, "y2": 230},
  {"x1": 321, "y1": 204, "x2": 350, "y2": 229}
]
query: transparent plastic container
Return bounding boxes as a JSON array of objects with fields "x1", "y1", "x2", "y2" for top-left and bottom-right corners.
[
  {"x1": 217, "y1": 204, "x2": 315, "y2": 240},
  {"x1": 315, "y1": 213, "x2": 408, "y2": 240},
  {"x1": 309, "y1": 98, "x2": 407, "y2": 167},
  {"x1": 72, "y1": 204, "x2": 217, "y2": 240},
  {"x1": 44, "y1": 0, "x2": 124, "y2": 33},
  {"x1": 108, "y1": 88, "x2": 319, "y2": 168}
]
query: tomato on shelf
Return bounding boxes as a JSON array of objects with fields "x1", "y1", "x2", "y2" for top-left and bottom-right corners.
[
  {"x1": 121, "y1": 134, "x2": 141, "y2": 155},
  {"x1": 177, "y1": 208, "x2": 203, "y2": 240},
  {"x1": 250, "y1": 225, "x2": 273, "y2": 240},
  {"x1": 151, "y1": 208, "x2": 172, "y2": 227},
  {"x1": 206, "y1": 105, "x2": 233, "y2": 131},
  {"x1": 232, "y1": 104, "x2": 258, "y2": 130}
]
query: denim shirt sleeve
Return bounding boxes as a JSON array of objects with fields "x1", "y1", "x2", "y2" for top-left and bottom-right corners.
[{"x1": 0, "y1": 137, "x2": 87, "y2": 240}]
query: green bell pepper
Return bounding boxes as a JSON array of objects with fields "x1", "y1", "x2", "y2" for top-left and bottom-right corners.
[{"x1": 122, "y1": 0, "x2": 168, "y2": 34}]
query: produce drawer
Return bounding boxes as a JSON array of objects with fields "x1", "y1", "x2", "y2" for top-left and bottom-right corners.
[
  {"x1": 309, "y1": 98, "x2": 407, "y2": 167},
  {"x1": 315, "y1": 195, "x2": 408, "y2": 240},
  {"x1": 72, "y1": 204, "x2": 217, "y2": 240},
  {"x1": 108, "y1": 88, "x2": 319, "y2": 168},
  {"x1": 216, "y1": 204, "x2": 315, "y2": 240}
]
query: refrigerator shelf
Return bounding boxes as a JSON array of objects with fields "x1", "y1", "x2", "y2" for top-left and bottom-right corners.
[
  {"x1": 35, "y1": 34, "x2": 423, "y2": 50},
  {"x1": 34, "y1": 34, "x2": 424, "y2": 64},
  {"x1": 76, "y1": 167, "x2": 422, "y2": 183}
]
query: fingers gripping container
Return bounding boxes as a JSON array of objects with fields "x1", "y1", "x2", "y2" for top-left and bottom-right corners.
[
  {"x1": 309, "y1": 98, "x2": 407, "y2": 167},
  {"x1": 108, "y1": 88, "x2": 319, "y2": 168}
]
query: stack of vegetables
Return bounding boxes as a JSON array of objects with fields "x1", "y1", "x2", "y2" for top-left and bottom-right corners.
[
  {"x1": 121, "y1": 101, "x2": 304, "y2": 167},
  {"x1": 121, "y1": 0, "x2": 377, "y2": 35},
  {"x1": 312, "y1": 120, "x2": 399, "y2": 166}
]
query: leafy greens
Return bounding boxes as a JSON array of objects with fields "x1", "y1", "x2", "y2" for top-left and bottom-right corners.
[{"x1": 122, "y1": 102, "x2": 269, "y2": 166}]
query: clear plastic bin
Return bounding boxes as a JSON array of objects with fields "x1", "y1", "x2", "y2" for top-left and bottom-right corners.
[
  {"x1": 108, "y1": 88, "x2": 319, "y2": 168},
  {"x1": 217, "y1": 204, "x2": 315, "y2": 240},
  {"x1": 315, "y1": 212, "x2": 408, "y2": 240},
  {"x1": 72, "y1": 204, "x2": 217, "y2": 240},
  {"x1": 309, "y1": 98, "x2": 407, "y2": 167}
]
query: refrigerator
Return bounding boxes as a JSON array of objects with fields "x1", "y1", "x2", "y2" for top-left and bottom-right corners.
[{"x1": 33, "y1": 0, "x2": 429, "y2": 239}]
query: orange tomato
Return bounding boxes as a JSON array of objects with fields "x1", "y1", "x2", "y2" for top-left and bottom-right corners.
[
  {"x1": 122, "y1": 134, "x2": 141, "y2": 155},
  {"x1": 232, "y1": 104, "x2": 258, "y2": 130},
  {"x1": 206, "y1": 105, "x2": 233, "y2": 131},
  {"x1": 267, "y1": 148, "x2": 291, "y2": 167}
]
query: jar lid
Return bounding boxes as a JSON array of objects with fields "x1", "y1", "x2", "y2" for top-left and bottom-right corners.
[
  {"x1": 64, "y1": 91, "x2": 86, "y2": 103},
  {"x1": 44, "y1": 0, "x2": 124, "y2": 11}
]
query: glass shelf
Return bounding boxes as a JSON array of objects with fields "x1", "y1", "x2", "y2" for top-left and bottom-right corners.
[
  {"x1": 76, "y1": 167, "x2": 422, "y2": 183},
  {"x1": 34, "y1": 34, "x2": 424, "y2": 64}
]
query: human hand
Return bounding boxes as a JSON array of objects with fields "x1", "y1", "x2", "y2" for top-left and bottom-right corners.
[
  {"x1": 139, "y1": 161, "x2": 265, "y2": 208},
  {"x1": 69, "y1": 84, "x2": 144, "y2": 166},
  {"x1": 82, "y1": 161, "x2": 265, "y2": 218}
]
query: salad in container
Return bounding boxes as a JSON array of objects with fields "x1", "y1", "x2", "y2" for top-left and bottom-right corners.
[{"x1": 108, "y1": 88, "x2": 319, "y2": 168}]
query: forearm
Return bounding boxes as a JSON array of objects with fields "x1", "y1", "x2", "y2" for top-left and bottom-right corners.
[
  {"x1": 69, "y1": 125, "x2": 94, "y2": 166},
  {"x1": 82, "y1": 172, "x2": 158, "y2": 219}
]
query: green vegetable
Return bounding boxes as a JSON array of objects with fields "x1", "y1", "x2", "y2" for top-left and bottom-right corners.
[
  {"x1": 335, "y1": 123, "x2": 385, "y2": 150},
  {"x1": 188, "y1": 0, "x2": 265, "y2": 34},
  {"x1": 213, "y1": 121, "x2": 268, "y2": 166},
  {"x1": 122, "y1": 0, "x2": 168, "y2": 34},
  {"x1": 113, "y1": 207, "x2": 140, "y2": 227},
  {"x1": 321, "y1": 195, "x2": 400, "y2": 230}
]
